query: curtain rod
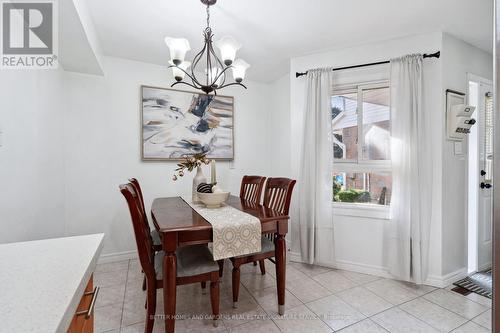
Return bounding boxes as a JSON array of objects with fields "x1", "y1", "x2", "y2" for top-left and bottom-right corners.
[{"x1": 295, "y1": 51, "x2": 440, "y2": 78}]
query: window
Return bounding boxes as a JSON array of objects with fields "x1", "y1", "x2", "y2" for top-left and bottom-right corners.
[{"x1": 332, "y1": 83, "x2": 391, "y2": 207}]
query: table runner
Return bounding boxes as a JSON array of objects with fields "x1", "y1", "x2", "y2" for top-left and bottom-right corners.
[{"x1": 181, "y1": 197, "x2": 262, "y2": 260}]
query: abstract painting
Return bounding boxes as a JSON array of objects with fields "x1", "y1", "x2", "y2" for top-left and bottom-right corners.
[{"x1": 141, "y1": 86, "x2": 234, "y2": 160}]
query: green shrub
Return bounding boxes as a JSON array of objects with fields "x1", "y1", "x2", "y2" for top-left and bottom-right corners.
[{"x1": 337, "y1": 189, "x2": 371, "y2": 203}]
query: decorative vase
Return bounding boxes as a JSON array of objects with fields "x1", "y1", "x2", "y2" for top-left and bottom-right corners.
[{"x1": 192, "y1": 166, "x2": 207, "y2": 203}]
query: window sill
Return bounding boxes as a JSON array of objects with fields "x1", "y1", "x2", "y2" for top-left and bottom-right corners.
[{"x1": 332, "y1": 202, "x2": 390, "y2": 220}]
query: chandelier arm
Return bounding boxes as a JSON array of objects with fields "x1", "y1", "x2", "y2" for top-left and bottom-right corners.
[
  {"x1": 168, "y1": 65, "x2": 202, "y2": 89},
  {"x1": 207, "y1": 42, "x2": 226, "y2": 86},
  {"x1": 171, "y1": 81, "x2": 199, "y2": 90},
  {"x1": 189, "y1": 44, "x2": 207, "y2": 87},
  {"x1": 212, "y1": 65, "x2": 232, "y2": 85},
  {"x1": 217, "y1": 82, "x2": 248, "y2": 90}
]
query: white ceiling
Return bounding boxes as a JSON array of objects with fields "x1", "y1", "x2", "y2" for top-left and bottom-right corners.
[{"x1": 86, "y1": 0, "x2": 493, "y2": 82}]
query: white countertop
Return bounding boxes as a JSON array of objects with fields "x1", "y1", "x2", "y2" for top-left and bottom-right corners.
[{"x1": 0, "y1": 234, "x2": 104, "y2": 333}]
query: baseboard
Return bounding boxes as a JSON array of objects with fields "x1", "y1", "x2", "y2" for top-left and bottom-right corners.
[
  {"x1": 289, "y1": 251, "x2": 465, "y2": 287},
  {"x1": 98, "y1": 250, "x2": 137, "y2": 264},
  {"x1": 289, "y1": 252, "x2": 392, "y2": 279},
  {"x1": 425, "y1": 268, "x2": 468, "y2": 288}
]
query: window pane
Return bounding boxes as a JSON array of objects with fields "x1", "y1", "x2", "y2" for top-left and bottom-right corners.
[
  {"x1": 332, "y1": 92, "x2": 358, "y2": 160},
  {"x1": 333, "y1": 172, "x2": 392, "y2": 205},
  {"x1": 362, "y1": 87, "x2": 391, "y2": 160}
]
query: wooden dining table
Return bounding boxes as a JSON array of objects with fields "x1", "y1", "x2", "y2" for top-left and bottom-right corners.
[{"x1": 151, "y1": 195, "x2": 290, "y2": 333}]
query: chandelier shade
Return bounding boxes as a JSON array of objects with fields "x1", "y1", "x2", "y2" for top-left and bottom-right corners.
[
  {"x1": 165, "y1": 0, "x2": 248, "y2": 95},
  {"x1": 164, "y1": 37, "x2": 191, "y2": 65},
  {"x1": 215, "y1": 36, "x2": 241, "y2": 66}
]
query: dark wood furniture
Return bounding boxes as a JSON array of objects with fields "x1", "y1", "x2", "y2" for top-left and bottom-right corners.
[
  {"x1": 121, "y1": 184, "x2": 221, "y2": 333},
  {"x1": 240, "y1": 175, "x2": 267, "y2": 203},
  {"x1": 151, "y1": 195, "x2": 290, "y2": 333},
  {"x1": 239, "y1": 175, "x2": 267, "y2": 273},
  {"x1": 230, "y1": 178, "x2": 296, "y2": 310},
  {"x1": 129, "y1": 178, "x2": 162, "y2": 291}
]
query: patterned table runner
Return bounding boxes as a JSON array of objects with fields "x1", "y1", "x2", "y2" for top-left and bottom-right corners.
[{"x1": 181, "y1": 197, "x2": 262, "y2": 260}]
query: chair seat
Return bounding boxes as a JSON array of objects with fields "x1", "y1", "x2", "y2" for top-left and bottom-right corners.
[
  {"x1": 155, "y1": 245, "x2": 219, "y2": 279},
  {"x1": 235, "y1": 237, "x2": 275, "y2": 258},
  {"x1": 151, "y1": 229, "x2": 161, "y2": 246}
]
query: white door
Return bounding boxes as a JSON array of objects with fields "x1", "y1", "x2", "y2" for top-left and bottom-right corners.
[{"x1": 477, "y1": 82, "x2": 493, "y2": 271}]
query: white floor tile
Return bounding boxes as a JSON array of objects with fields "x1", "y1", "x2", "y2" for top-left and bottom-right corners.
[
  {"x1": 451, "y1": 320, "x2": 491, "y2": 333},
  {"x1": 337, "y1": 270, "x2": 381, "y2": 285},
  {"x1": 289, "y1": 262, "x2": 332, "y2": 276},
  {"x1": 250, "y1": 286, "x2": 302, "y2": 315},
  {"x1": 337, "y1": 319, "x2": 388, "y2": 333},
  {"x1": 312, "y1": 270, "x2": 358, "y2": 293},
  {"x1": 399, "y1": 297, "x2": 468, "y2": 332},
  {"x1": 96, "y1": 260, "x2": 129, "y2": 274},
  {"x1": 423, "y1": 289, "x2": 488, "y2": 320},
  {"x1": 226, "y1": 319, "x2": 280, "y2": 333},
  {"x1": 364, "y1": 279, "x2": 420, "y2": 305},
  {"x1": 472, "y1": 310, "x2": 492, "y2": 330},
  {"x1": 306, "y1": 294, "x2": 365, "y2": 331},
  {"x1": 272, "y1": 304, "x2": 332, "y2": 333},
  {"x1": 372, "y1": 307, "x2": 439, "y2": 333},
  {"x1": 95, "y1": 302, "x2": 123, "y2": 333},
  {"x1": 336, "y1": 286, "x2": 392, "y2": 317},
  {"x1": 96, "y1": 284, "x2": 126, "y2": 308},
  {"x1": 285, "y1": 277, "x2": 332, "y2": 303}
]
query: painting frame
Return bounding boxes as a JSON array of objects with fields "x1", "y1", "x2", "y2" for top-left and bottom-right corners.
[{"x1": 140, "y1": 85, "x2": 235, "y2": 161}]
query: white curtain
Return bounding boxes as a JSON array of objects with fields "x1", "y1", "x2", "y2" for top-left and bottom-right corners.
[
  {"x1": 298, "y1": 68, "x2": 334, "y2": 264},
  {"x1": 388, "y1": 54, "x2": 433, "y2": 284}
]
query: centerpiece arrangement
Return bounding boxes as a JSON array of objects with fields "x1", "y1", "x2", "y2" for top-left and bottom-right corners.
[{"x1": 172, "y1": 153, "x2": 229, "y2": 207}]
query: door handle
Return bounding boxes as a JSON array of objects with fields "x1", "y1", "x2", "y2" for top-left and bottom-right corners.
[
  {"x1": 481, "y1": 170, "x2": 486, "y2": 176},
  {"x1": 480, "y1": 182, "x2": 492, "y2": 189}
]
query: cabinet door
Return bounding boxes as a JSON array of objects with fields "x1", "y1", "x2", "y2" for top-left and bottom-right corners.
[{"x1": 67, "y1": 276, "x2": 95, "y2": 333}]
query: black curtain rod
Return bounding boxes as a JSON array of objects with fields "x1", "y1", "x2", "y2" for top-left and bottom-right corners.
[{"x1": 295, "y1": 51, "x2": 440, "y2": 78}]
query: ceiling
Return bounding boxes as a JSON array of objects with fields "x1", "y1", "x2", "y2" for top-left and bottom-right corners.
[{"x1": 86, "y1": 0, "x2": 493, "y2": 83}]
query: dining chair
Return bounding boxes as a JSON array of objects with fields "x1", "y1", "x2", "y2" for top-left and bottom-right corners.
[
  {"x1": 239, "y1": 175, "x2": 267, "y2": 203},
  {"x1": 120, "y1": 183, "x2": 221, "y2": 332},
  {"x1": 238, "y1": 175, "x2": 267, "y2": 273},
  {"x1": 129, "y1": 178, "x2": 162, "y2": 291},
  {"x1": 230, "y1": 177, "x2": 296, "y2": 308}
]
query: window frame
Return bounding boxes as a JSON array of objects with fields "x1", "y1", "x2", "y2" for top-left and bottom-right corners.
[{"x1": 332, "y1": 80, "x2": 391, "y2": 216}]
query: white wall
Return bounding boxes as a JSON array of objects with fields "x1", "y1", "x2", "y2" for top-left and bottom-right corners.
[
  {"x1": 269, "y1": 74, "x2": 292, "y2": 178},
  {"x1": 0, "y1": 69, "x2": 66, "y2": 243},
  {"x1": 62, "y1": 56, "x2": 273, "y2": 256},
  {"x1": 441, "y1": 33, "x2": 493, "y2": 276}
]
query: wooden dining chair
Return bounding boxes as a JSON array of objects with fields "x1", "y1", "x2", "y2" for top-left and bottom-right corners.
[
  {"x1": 129, "y1": 178, "x2": 162, "y2": 291},
  {"x1": 238, "y1": 175, "x2": 267, "y2": 273},
  {"x1": 120, "y1": 183, "x2": 221, "y2": 332},
  {"x1": 240, "y1": 175, "x2": 267, "y2": 203},
  {"x1": 230, "y1": 177, "x2": 296, "y2": 308}
]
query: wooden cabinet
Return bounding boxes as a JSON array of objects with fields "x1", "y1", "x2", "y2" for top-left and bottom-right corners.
[{"x1": 67, "y1": 275, "x2": 97, "y2": 333}]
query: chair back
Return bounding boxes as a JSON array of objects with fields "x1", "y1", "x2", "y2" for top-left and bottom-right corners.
[
  {"x1": 240, "y1": 175, "x2": 266, "y2": 203},
  {"x1": 119, "y1": 183, "x2": 155, "y2": 278},
  {"x1": 129, "y1": 178, "x2": 151, "y2": 233},
  {"x1": 263, "y1": 177, "x2": 297, "y2": 215}
]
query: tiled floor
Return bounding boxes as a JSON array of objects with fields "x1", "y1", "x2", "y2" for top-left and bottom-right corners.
[{"x1": 94, "y1": 259, "x2": 492, "y2": 333}]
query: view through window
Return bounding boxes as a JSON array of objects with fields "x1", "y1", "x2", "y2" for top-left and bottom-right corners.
[{"x1": 332, "y1": 84, "x2": 392, "y2": 206}]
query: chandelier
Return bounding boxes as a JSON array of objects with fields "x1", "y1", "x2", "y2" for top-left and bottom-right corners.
[{"x1": 165, "y1": 0, "x2": 249, "y2": 95}]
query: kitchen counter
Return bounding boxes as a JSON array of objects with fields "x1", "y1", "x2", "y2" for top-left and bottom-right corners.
[{"x1": 0, "y1": 234, "x2": 104, "y2": 333}]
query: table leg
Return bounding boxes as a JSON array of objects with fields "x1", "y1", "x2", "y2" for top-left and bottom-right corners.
[
  {"x1": 275, "y1": 234, "x2": 286, "y2": 315},
  {"x1": 163, "y1": 252, "x2": 176, "y2": 333}
]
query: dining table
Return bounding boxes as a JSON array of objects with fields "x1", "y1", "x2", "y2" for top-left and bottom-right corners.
[{"x1": 151, "y1": 195, "x2": 290, "y2": 333}]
